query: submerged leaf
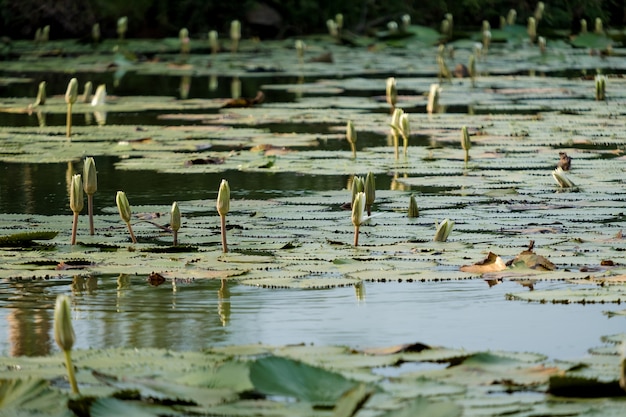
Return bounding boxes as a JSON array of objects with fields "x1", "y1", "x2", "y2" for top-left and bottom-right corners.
[{"x1": 460, "y1": 252, "x2": 507, "y2": 274}]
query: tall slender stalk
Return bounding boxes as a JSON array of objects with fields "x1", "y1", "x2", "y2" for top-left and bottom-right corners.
[
  {"x1": 65, "y1": 78, "x2": 78, "y2": 138},
  {"x1": 69, "y1": 174, "x2": 83, "y2": 245},
  {"x1": 217, "y1": 180, "x2": 230, "y2": 253}
]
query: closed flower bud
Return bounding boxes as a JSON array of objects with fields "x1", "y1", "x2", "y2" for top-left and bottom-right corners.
[
  {"x1": 365, "y1": 172, "x2": 375, "y2": 209},
  {"x1": 54, "y1": 295, "x2": 75, "y2": 352},
  {"x1": 35, "y1": 81, "x2": 46, "y2": 106},
  {"x1": 351, "y1": 176, "x2": 364, "y2": 206},
  {"x1": 83, "y1": 157, "x2": 97, "y2": 195},
  {"x1": 434, "y1": 218, "x2": 454, "y2": 242},
  {"x1": 386, "y1": 77, "x2": 397, "y2": 108},
  {"x1": 70, "y1": 174, "x2": 84, "y2": 214},
  {"x1": 408, "y1": 194, "x2": 419, "y2": 218},
  {"x1": 65, "y1": 78, "x2": 78, "y2": 105},
  {"x1": 230, "y1": 20, "x2": 241, "y2": 41},
  {"x1": 171, "y1": 202, "x2": 181, "y2": 232},
  {"x1": 346, "y1": 120, "x2": 356, "y2": 145},
  {"x1": 116, "y1": 191, "x2": 131, "y2": 223},
  {"x1": 217, "y1": 179, "x2": 230, "y2": 216},
  {"x1": 461, "y1": 126, "x2": 471, "y2": 151},
  {"x1": 351, "y1": 191, "x2": 366, "y2": 227}
]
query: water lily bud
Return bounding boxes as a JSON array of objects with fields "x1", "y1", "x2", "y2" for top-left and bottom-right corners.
[
  {"x1": 440, "y1": 19, "x2": 449, "y2": 36},
  {"x1": 171, "y1": 201, "x2": 181, "y2": 232},
  {"x1": 401, "y1": 14, "x2": 411, "y2": 30},
  {"x1": 70, "y1": 174, "x2": 84, "y2": 214},
  {"x1": 595, "y1": 74, "x2": 607, "y2": 101},
  {"x1": 65, "y1": 78, "x2": 78, "y2": 105},
  {"x1": 327, "y1": 19, "x2": 338, "y2": 37},
  {"x1": 346, "y1": 120, "x2": 357, "y2": 145},
  {"x1": 231, "y1": 77, "x2": 241, "y2": 99},
  {"x1": 595, "y1": 18, "x2": 603, "y2": 34},
  {"x1": 535, "y1": 2, "x2": 545, "y2": 21},
  {"x1": 34, "y1": 27, "x2": 42, "y2": 42},
  {"x1": 427, "y1": 83, "x2": 441, "y2": 114},
  {"x1": 365, "y1": 172, "x2": 375, "y2": 209},
  {"x1": 209, "y1": 30, "x2": 219, "y2": 54},
  {"x1": 483, "y1": 30, "x2": 491, "y2": 51},
  {"x1": 295, "y1": 39, "x2": 305, "y2": 59},
  {"x1": 461, "y1": 126, "x2": 471, "y2": 151},
  {"x1": 351, "y1": 191, "x2": 366, "y2": 228},
  {"x1": 351, "y1": 176, "x2": 364, "y2": 206},
  {"x1": 117, "y1": 16, "x2": 128, "y2": 39},
  {"x1": 538, "y1": 36, "x2": 547, "y2": 53},
  {"x1": 387, "y1": 21, "x2": 398, "y2": 33},
  {"x1": 82, "y1": 81, "x2": 92, "y2": 103},
  {"x1": 527, "y1": 17, "x2": 536, "y2": 41},
  {"x1": 230, "y1": 20, "x2": 241, "y2": 41},
  {"x1": 507, "y1": 9, "x2": 517, "y2": 26},
  {"x1": 400, "y1": 113, "x2": 410, "y2": 138},
  {"x1": 408, "y1": 194, "x2": 419, "y2": 218},
  {"x1": 34, "y1": 81, "x2": 46, "y2": 106},
  {"x1": 54, "y1": 295, "x2": 75, "y2": 352},
  {"x1": 116, "y1": 191, "x2": 131, "y2": 223},
  {"x1": 580, "y1": 19, "x2": 587, "y2": 34},
  {"x1": 217, "y1": 179, "x2": 230, "y2": 217},
  {"x1": 468, "y1": 54, "x2": 476, "y2": 79},
  {"x1": 434, "y1": 218, "x2": 454, "y2": 242},
  {"x1": 91, "y1": 84, "x2": 106, "y2": 106},
  {"x1": 386, "y1": 77, "x2": 397, "y2": 108},
  {"x1": 552, "y1": 167, "x2": 575, "y2": 188},
  {"x1": 83, "y1": 157, "x2": 97, "y2": 195},
  {"x1": 42, "y1": 25, "x2": 50, "y2": 42},
  {"x1": 335, "y1": 13, "x2": 343, "y2": 30},
  {"x1": 179, "y1": 28, "x2": 190, "y2": 54},
  {"x1": 482, "y1": 20, "x2": 490, "y2": 32},
  {"x1": 391, "y1": 107, "x2": 403, "y2": 131},
  {"x1": 92, "y1": 23, "x2": 100, "y2": 42}
]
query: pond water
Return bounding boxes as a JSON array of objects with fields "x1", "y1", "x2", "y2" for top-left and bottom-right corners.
[{"x1": 0, "y1": 62, "x2": 624, "y2": 364}]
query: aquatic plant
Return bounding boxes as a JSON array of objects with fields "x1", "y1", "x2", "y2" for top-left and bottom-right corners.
[
  {"x1": 408, "y1": 194, "x2": 419, "y2": 218},
  {"x1": 401, "y1": 14, "x2": 411, "y2": 31},
  {"x1": 527, "y1": 17, "x2": 537, "y2": 43},
  {"x1": 231, "y1": 77, "x2": 241, "y2": 99},
  {"x1": 69, "y1": 174, "x2": 83, "y2": 245},
  {"x1": 54, "y1": 295, "x2": 79, "y2": 394},
  {"x1": 116, "y1": 191, "x2": 137, "y2": 243},
  {"x1": 209, "y1": 30, "x2": 219, "y2": 54},
  {"x1": 33, "y1": 81, "x2": 46, "y2": 106},
  {"x1": 117, "y1": 16, "x2": 128, "y2": 41},
  {"x1": 552, "y1": 167, "x2": 575, "y2": 188},
  {"x1": 390, "y1": 108, "x2": 403, "y2": 159},
  {"x1": 482, "y1": 29, "x2": 491, "y2": 53},
  {"x1": 64, "y1": 78, "x2": 78, "y2": 138},
  {"x1": 351, "y1": 175, "x2": 364, "y2": 206},
  {"x1": 91, "y1": 84, "x2": 106, "y2": 106},
  {"x1": 386, "y1": 77, "x2": 397, "y2": 112},
  {"x1": 346, "y1": 120, "x2": 357, "y2": 159},
  {"x1": 92, "y1": 23, "x2": 100, "y2": 43},
  {"x1": 335, "y1": 13, "x2": 344, "y2": 37},
  {"x1": 364, "y1": 172, "x2": 375, "y2": 216},
  {"x1": 580, "y1": 19, "x2": 588, "y2": 34},
  {"x1": 326, "y1": 19, "x2": 338, "y2": 38},
  {"x1": 351, "y1": 191, "x2": 365, "y2": 246},
  {"x1": 83, "y1": 157, "x2": 97, "y2": 235},
  {"x1": 535, "y1": 2, "x2": 545, "y2": 22},
  {"x1": 217, "y1": 179, "x2": 230, "y2": 253},
  {"x1": 230, "y1": 20, "x2": 241, "y2": 53},
  {"x1": 295, "y1": 39, "x2": 305, "y2": 64},
  {"x1": 437, "y1": 47, "x2": 452, "y2": 82},
  {"x1": 171, "y1": 201, "x2": 181, "y2": 246},
  {"x1": 427, "y1": 83, "x2": 441, "y2": 114},
  {"x1": 595, "y1": 18, "x2": 603, "y2": 34},
  {"x1": 179, "y1": 28, "x2": 190, "y2": 55},
  {"x1": 81, "y1": 81, "x2": 92, "y2": 103},
  {"x1": 461, "y1": 125, "x2": 471, "y2": 163},
  {"x1": 434, "y1": 218, "x2": 454, "y2": 242},
  {"x1": 595, "y1": 74, "x2": 607, "y2": 101},
  {"x1": 468, "y1": 54, "x2": 476, "y2": 86},
  {"x1": 538, "y1": 36, "x2": 547, "y2": 53},
  {"x1": 441, "y1": 13, "x2": 453, "y2": 39},
  {"x1": 507, "y1": 9, "x2": 517, "y2": 25}
]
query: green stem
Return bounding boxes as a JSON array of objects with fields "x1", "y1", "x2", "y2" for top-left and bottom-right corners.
[
  {"x1": 126, "y1": 222, "x2": 137, "y2": 243},
  {"x1": 63, "y1": 349, "x2": 79, "y2": 394},
  {"x1": 87, "y1": 194, "x2": 94, "y2": 235},
  {"x1": 220, "y1": 215, "x2": 228, "y2": 253},
  {"x1": 66, "y1": 103, "x2": 73, "y2": 138},
  {"x1": 173, "y1": 230, "x2": 178, "y2": 246},
  {"x1": 353, "y1": 225, "x2": 359, "y2": 246},
  {"x1": 71, "y1": 212, "x2": 78, "y2": 245},
  {"x1": 393, "y1": 134, "x2": 399, "y2": 160}
]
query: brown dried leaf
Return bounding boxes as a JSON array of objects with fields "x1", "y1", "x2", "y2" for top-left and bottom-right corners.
[{"x1": 460, "y1": 252, "x2": 507, "y2": 274}]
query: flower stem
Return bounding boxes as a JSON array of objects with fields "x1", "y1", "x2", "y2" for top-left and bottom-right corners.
[
  {"x1": 353, "y1": 225, "x2": 360, "y2": 246},
  {"x1": 71, "y1": 212, "x2": 79, "y2": 245},
  {"x1": 66, "y1": 103, "x2": 73, "y2": 138},
  {"x1": 220, "y1": 215, "x2": 228, "y2": 253},
  {"x1": 173, "y1": 230, "x2": 178, "y2": 246},
  {"x1": 126, "y1": 222, "x2": 137, "y2": 243},
  {"x1": 63, "y1": 349, "x2": 79, "y2": 394},
  {"x1": 87, "y1": 194, "x2": 94, "y2": 235}
]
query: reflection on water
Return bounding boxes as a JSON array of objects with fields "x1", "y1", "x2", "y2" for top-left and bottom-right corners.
[{"x1": 0, "y1": 277, "x2": 622, "y2": 360}]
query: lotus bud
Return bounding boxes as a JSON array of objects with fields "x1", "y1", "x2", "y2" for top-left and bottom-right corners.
[
  {"x1": 365, "y1": 172, "x2": 375, "y2": 216},
  {"x1": 352, "y1": 191, "x2": 366, "y2": 246},
  {"x1": 507, "y1": 9, "x2": 517, "y2": 26},
  {"x1": 91, "y1": 84, "x2": 106, "y2": 106},
  {"x1": 346, "y1": 120, "x2": 357, "y2": 158},
  {"x1": 434, "y1": 218, "x2": 454, "y2": 242},
  {"x1": 327, "y1": 19, "x2": 338, "y2": 37},
  {"x1": 81, "y1": 81, "x2": 93, "y2": 103},
  {"x1": 171, "y1": 201, "x2": 181, "y2": 246},
  {"x1": 387, "y1": 21, "x2": 398, "y2": 33},
  {"x1": 408, "y1": 194, "x2": 419, "y2": 218},
  {"x1": 595, "y1": 74, "x2": 606, "y2": 101},
  {"x1": 70, "y1": 174, "x2": 84, "y2": 214},
  {"x1": 92, "y1": 23, "x2": 100, "y2": 43},
  {"x1": 34, "y1": 81, "x2": 46, "y2": 106},
  {"x1": 461, "y1": 125, "x2": 471, "y2": 163},
  {"x1": 386, "y1": 77, "x2": 397, "y2": 110},
  {"x1": 580, "y1": 19, "x2": 587, "y2": 34},
  {"x1": 351, "y1": 176, "x2": 364, "y2": 206},
  {"x1": 54, "y1": 294, "x2": 79, "y2": 394},
  {"x1": 117, "y1": 16, "x2": 128, "y2": 40},
  {"x1": 595, "y1": 18, "x2": 603, "y2": 34},
  {"x1": 209, "y1": 30, "x2": 219, "y2": 54}
]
